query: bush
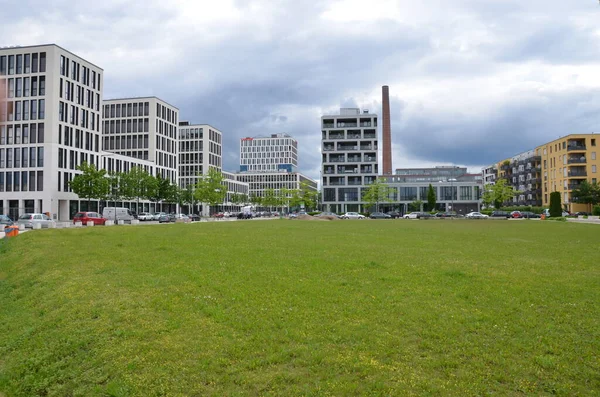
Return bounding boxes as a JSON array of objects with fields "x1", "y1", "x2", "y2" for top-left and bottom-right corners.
[
  {"x1": 549, "y1": 192, "x2": 562, "y2": 218},
  {"x1": 308, "y1": 211, "x2": 320, "y2": 216},
  {"x1": 593, "y1": 205, "x2": 600, "y2": 216},
  {"x1": 583, "y1": 215, "x2": 589, "y2": 219},
  {"x1": 481, "y1": 210, "x2": 493, "y2": 215},
  {"x1": 546, "y1": 216, "x2": 567, "y2": 222}
]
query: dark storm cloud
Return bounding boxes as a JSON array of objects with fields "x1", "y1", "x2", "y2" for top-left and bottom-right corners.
[{"x1": 2, "y1": 0, "x2": 600, "y2": 180}]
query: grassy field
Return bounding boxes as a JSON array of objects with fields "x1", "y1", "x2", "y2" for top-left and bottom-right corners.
[{"x1": 0, "y1": 219, "x2": 598, "y2": 396}]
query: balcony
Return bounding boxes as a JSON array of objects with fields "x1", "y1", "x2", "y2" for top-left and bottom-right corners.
[
  {"x1": 338, "y1": 146, "x2": 358, "y2": 151},
  {"x1": 567, "y1": 157, "x2": 586, "y2": 164},
  {"x1": 338, "y1": 167, "x2": 359, "y2": 174},
  {"x1": 329, "y1": 133, "x2": 344, "y2": 140},
  {"x1": 359, "y1": 122, "x2": 372, "y2": 127},
  {"x1": 323, "y1": 123, "x2": 334, "y2": 129},
  {"x1": 568, "y1": 171, "x2": 587, "y2": 178},
  {"x1": 567, "y1": 144, "x2": 586, "y2": 152},
  {"x1": 323, "y1": 146, "x2": 335, "y2": 151},
  {"x1": 364, "y1": 132, "x2": 376, "y2": 139},
  {"x1": 568, "y1": 184, "x2": 583, "y2": 191},
  {"x1": 360, "y1": 145, "x2": 373, "y2": 151},
  {"x1": 347, "y1": 156, "x2": 361, "y2": 162},
  {"x1": 337, "y1": 122, "x2": 357, "y2": 128},
  {"x1": 329, "y1": 158, "x2": 345, "y2": 163},
  {"x1": 324, "y1": 168, "x2": 335, "y2": 175},
  {"x1": 364, "y1": 156, "x2": 376, "y2": 162},
  {"x1": 348, "y1": 179, "x2": 362, "y2": 185},
  {"x1": 501, "y1": 164, "x2": 511, "y2": 171}
]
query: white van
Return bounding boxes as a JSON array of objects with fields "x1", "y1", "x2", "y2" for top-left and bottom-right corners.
[{"x1": 102, "y1": 207, "x2": 136, "y2": 222}]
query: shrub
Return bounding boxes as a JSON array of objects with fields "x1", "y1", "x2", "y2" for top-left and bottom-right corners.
[
  {"x1": 549, "y1": 192, "x2": 562, "y2": 217},
  {"x1": 583, "y1": 215, "x2": 589, "y2": 219},
  {"x1": 593, "y1": 205, "x2": 600, "y2": 216},
  {"x1": 481, "y1": 210, "x2": 493, "y2": 215},
  {"x1": 546, "y1": 216, "x2": 567, "y2": 222},
  {"x1": 308, "y1": 211, "x2": 320, "y2": 216}
]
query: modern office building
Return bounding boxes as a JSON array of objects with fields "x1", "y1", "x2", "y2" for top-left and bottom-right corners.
[
  {"x1": 0, "y1": 44, "x2": 104, "y2": 220},
  {"x1": 102, "y1": 97, "x2": 179, "y2": 184},
  {"x1": 177, "y1": 122, "x2": 222, "y2": 189},
  {"x1": 321, "y1": 107, "x2": 379, "y2": 213},
  {"x1": 239, "y1": 133, "x2": 298, "y2": 172},
  {"x1": 235, "y1": 171, "x2": 317, "y2": 202},
  {"x1": 379, "y1": 166, "x2": 483, "y2": 214},
  {"x1": 536, "y1": 134, "x2": 599, "y2": 212}
]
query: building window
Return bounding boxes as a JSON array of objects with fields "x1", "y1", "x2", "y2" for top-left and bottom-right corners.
[
  {"x1": 593, "y1": 165, "x2": 597, "y2": 174},
  {"x1": 592, "y1": 152, "x2": 596, "y2": 161}
]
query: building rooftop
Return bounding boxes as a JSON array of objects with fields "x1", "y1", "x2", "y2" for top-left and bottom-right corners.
[
  {"x1": 103, "y1": 96, "x2": 179, "y2": 110},
  {"x1": 0, "y1": 43, "x2": 104, "y2": 70}
]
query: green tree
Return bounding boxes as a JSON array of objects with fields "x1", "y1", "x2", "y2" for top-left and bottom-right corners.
[
  {"x1": 571, "y1": 180, "x2": 600, "y2": 212},
  {"x1": 482, "y1": 179, "x2": 518, "y2": 209},
  {"x1": 106, "y1": 171, "x2": 122, "y2": 205},
  {"x1": 427, "y1": 184, "x2": 436, "y2": 212},
  {"x1": 549, "y1": 191, "x2": 562, "y2": 217},
  {"x1": 119, "y1": 166, "x2": 155, "y2": 213},
  {"x1": 262, "y1": 188, "x2": 279, "y2": 210},
  {"x1": 180, "y1": 185, "x2": 195, "y2": 212},
  {"x1": 148, "y1": 174, "x2": 175, "y2": 212},
  {"x1": 249, "y1": 193, "x2": 262, "y2": 207},
  {"x1": 362, "y1": 178, "x2": 393, "y2": 212},
  {"x1": 409, "y1": 200, "x2": 423, "y2": 212},
  {"x1": 300, "y1": 182, "x2": 318, "y2": 211},
  {"x1": 194, "y1": 169, "x2": 227, "y2": 215},
  {"x1": 69, "y1": 162, "x2": 109, "y2": 209}
]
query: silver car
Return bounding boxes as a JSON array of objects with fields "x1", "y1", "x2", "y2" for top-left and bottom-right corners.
[
  {"x1": 17, "y1": 213, "x2": 56, "y2": 228},
  {"x1": 341, "y1": 212, "x2": 365, "y2": 219}
]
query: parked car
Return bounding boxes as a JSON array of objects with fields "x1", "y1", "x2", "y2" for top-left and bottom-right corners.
[
  {"x1": 154, "y1": 212, "x2": 167, "y2": 221},
  {"x1": 490, "y1": 211, "x2": 510, "y2": 218},
  {"x1": 403, "y1": 212, "x2": 419, "y2": 219},
  {"x1": 174, "y1": 214, "x2": 190, "y2": 222},
  {"x1": 386, "y1": 211, "x2": 402, "y2": 219},
  {"x1": 158, "y1": 213, "x2": 175, "y2": 223},
  {"x1": 341, "y1": 212, "x2": 365, "y2": 219},
  {"x1": 0, "y1": 215, "x2": 14, "y2": 227},
  {"x1": 17, "y1": 213, "x2": 56, "y2": 229},
  {"x1": 214, "y1": 213, "x2": 225, "y2": 218},
  {"x1": 73, "y1": 212, "x2": 107, "y2": 225},
  {"x1": 542, "y1": 209, "x2": 572, "y2": 217},
  {"x1": 466, "y1": 212, "x2": 489, "y2": 219},
  {"x1": 188, "y1": 214, "x2": 201, "y2": 222},
  {"x1": 575, "y1": 212, "x2": 590, "y2": 216},
  {"x1": 520, "y1": 211, "x2": 541, "y2": 219},
  {"x1": 238, "y1": 212, "x2": 253, "y2": 219},
  {"x1": 369, "y1": 212, "x2": 392, "y2": 219},
  {"x1": 138, "y1": 212, "x2": 154, "y2": 221},
  {"x1": 510, "y1": 211, "x2": 522, "y2": 218},
  {"x1": 434, "y1": 212, "x2": 455, "y2": 218}
]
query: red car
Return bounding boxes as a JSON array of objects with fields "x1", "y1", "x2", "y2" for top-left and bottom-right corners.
[
  {"x1": 510, "y1": 211, "x2": 522, "y2": 218},
  {"x1": 73, "y1": 212, "x2": 107, "y2": 225}
]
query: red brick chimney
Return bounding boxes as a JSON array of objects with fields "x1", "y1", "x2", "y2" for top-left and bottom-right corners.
[{"x1": 382, "y1": 85, "x2": 392, "y2": 175}]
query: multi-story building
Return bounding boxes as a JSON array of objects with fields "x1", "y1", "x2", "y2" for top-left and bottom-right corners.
[
  {"x1": 482, "y1": 164, "x2": 497, "y2": 186},
  {"x1": 321, "y1": 108, "x2": 378, "y2": 213},
  {"x1": 0, "y1": 44, "x2": 104, "y2": 220},
  {"x1": 102, "y1": 97, "x2": 178, "y2": 184},
  {"x1": 177, "y1": 122, "x2": 222, "y2": 189},
  {"x1": 496, "y1": 150, "x2": 543, "y2": 207},
  {"x1": 382, "y1": 166, "x2": 482, "y2": 214},
  {"x1": 239, "y1": 133, "x2": 298, "y2": 172},
  {"x1": 235, "y1": 171, "x2": 317, "y2": 203},
  {"x1": 536, "y1": 134, "x2": 599, "y2": 212}
]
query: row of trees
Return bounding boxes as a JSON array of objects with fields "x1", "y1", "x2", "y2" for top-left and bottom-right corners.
[{"x1": 69, "y1": 163, "x2": 319, "y2": 214}]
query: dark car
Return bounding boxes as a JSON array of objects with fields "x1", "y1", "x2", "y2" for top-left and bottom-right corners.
[
  {"x1": 73, "y1": 212, "x2": 107, "y2": 225},
  {"x1": 490, "y1": 211, "x2": 510, "y2": 218},
  {"x1": 386, "y1": 211, "x2": 401, "y2": 219},
  {"x1": 0, "y1": 215, "x2": 14, "y2": 227},
  {"x1": 575, "y1": 212, "x2": 590, "y2": 216},
  {"x1": 237, "y1": 212, "x2": 253, "y2": 219},
  {"x1": 369, "y1": 212, "x2": 392, "y2": 219},
  {"x1": 435, "y1": 212, "x2": 455, "y2": 218},
  {"x1": 417, "y1": 212, "x2": 433, "y2": 219},
  {"x1": 188, "y1": 214, "x2": 201, "y2": 222},
  {"x1": 520, "y1": 211, "x2": 540, "y2": 219},
  {"x1": 159, "y1": 213, "x2": 176, "y2": 223}
]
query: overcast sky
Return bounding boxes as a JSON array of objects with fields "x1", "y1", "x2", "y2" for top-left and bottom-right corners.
[{"x1": 2, "y1": 0, "x2": 600, "y2": 181}]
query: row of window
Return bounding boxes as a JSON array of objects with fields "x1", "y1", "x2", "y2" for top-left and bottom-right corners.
[
  {"x1": 0, "y1": 53, "x2": 47, "y2": 76},
  {"x1": 241, "y1": 146, "x2": 295, "y2": 153},
  {"x1": 0, "y1": 170, "x2": 44, "y2": 192},
  {"x1": 0, "y1": 147, "x2": 44, "y2": 168},
  {"x1": 58, "y1": 148, "x2": 98, "y2": 171},
  {"x1": 156, "y1": 151, "x2": 177, "y2": 169},
  {"x1": 179, "y1": 128, "x2": 203, "y2": 140},
  {"x1": 179, "y1": 153, "x2": 203, "y2": 165},
  {"x1": 242, "y1": 152, "x2": 294, "y2": 159},
  {"x1": 59, "y1": 125, "x2": 100, "y2": 153},
  {"x1": 59, "y1": 102, "x2": 98, "y2": 131},
  {"x1": 156, "y1": 135, "x2": 177, "y2": 154},
  {"x1": 103, "y1": 118, "x2": 150, "y2": 134},
  {"x1": 179, "y1": 141, "x2": 203, "y2": 153},
  {"x1": 60, "y1": 78, "x2": 100, "y2": 112},
  {"x1": 209, "y1": 153, "x2": 221, "y2": 168},
  {"x1": 103, "y1": 157, "x2": 154, "y2": 175},
  {"x1": 321, "y1": 186, "x2": 482, "y2": 202},
  {"x1": 209, "y1": 141, "x2": 221, "y2": 156},
  {"x1": 2, "y1": 76, "x2": 45, "y2": 98},
  {"x1": 104, "y1": 102, "x2": 150, "y2": 119},
  {"x1": 240, "y1": 138, "x2": 293, "y2": 147},
  {"x1": 157, "y1": 119, "x2": 177, "y2": 140},
  {"x1": 157, "y1": 103, "x2": 177, "y2": 124},
  {"x1": 1, "y1": 100, "x2": 45, "y2": 122},
  {"x1": 103, "y1": 135, "x2": 150, "y2": 151},
  {"x1": 60, "y1": 55, "x2": 101, "y2": 91},
  {"x1": 0, "y1": 123, "x2": 45, "y2": 145}
]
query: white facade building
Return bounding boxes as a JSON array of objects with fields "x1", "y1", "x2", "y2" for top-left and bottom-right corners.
[
  {"x1": 102, "y1": 97, "x2": 178, "y2": 185},
  {"x1": 177, "y1": 122, "x2": 221, "y2": 189},
  {"x1": 240, "y1": 133, "x2": 298, "y2": 173},
  {"x1": 321, "y1": 108, "x2": 378, "y2": 213},
  {"x1": 235, "y1": 171, "x2": 317, "y2": 203},
  {"x1": 0, "y1": 44, "x2": 103, "y2": 221}
]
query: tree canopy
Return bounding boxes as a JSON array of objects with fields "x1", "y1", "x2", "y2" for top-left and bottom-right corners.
[
  {"x1": 482, "y1": 179, "x2": 518, "y2": 209},
  {"x1": 69, "y1": 162, "x2": 109, "y2": 205},
  {"x1": 194, "y1": 168, "x2": 227, "y2": 212},
  {"x1": 362, "y1": 178, "x2": 393, "y2": 212}
]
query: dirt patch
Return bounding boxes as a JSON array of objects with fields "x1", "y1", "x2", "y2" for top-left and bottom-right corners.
[{"x1": 296, "y1": 214, "x2": 339, "y2": 221}]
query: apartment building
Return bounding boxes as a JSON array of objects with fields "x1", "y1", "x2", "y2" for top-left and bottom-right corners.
[
  {"x1": 321, "y1": 108, "x2": 378, "y2": 213},
  {"x1": 482, "y1": 164, "x2": 497, "y2": 186},
  {"x1": 177, "y1": 122, "x2": 221, "y2": 189},
  {"x1": 0, "y1": 44, "x2": 104, "y2": 220},
  {"x1": 239, "y1": 133, "x2": 298, "y2": 172},
  {"x1": 102, "y1": 97, "x2": 178, "y2": 185},
  {"x1": 496, "y1": 150, "x2": 543, "y2": 207},
  {"x1": 536, "y1": 134, "x2": 599, "y2": 212}
]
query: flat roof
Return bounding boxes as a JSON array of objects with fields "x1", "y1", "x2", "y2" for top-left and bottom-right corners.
[
  {"x1": 178, "y1": 123, "x2": 222, "y2": 132},
  {"x1": 0, "y1": 43, "x2": 104, "y2": 70},
  {"x1": 103, "y1": 96, "x2": 179, "y2": 110}
]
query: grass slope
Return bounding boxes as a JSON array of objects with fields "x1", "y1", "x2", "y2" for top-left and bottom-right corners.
[{"x1": 0, "y1": 220, "x2": 599, "y2": 396}]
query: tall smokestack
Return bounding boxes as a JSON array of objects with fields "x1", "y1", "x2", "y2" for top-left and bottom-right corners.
[{"x1": 382, "y1": 85, "x2": 392, "y2": 175}]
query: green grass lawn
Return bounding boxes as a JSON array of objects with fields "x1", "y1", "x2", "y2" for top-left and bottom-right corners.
[{"x1": 0, "y1": 220, "x2": 599, "y2": 396}]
